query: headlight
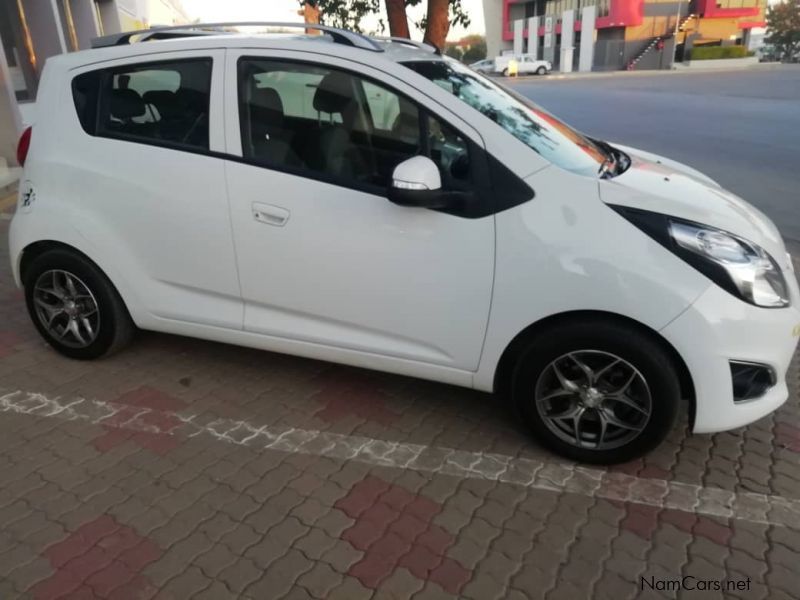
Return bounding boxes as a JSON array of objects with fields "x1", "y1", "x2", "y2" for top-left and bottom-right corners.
[
  {"x1": 669, "y1": 222, "x2": 788, "y2": 307},
  {"x1": 611, "y1": 206, "x2": 790, "y2": 308}
]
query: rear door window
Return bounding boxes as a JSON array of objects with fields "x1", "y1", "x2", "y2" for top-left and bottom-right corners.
[{"x1": 72, "y1": 58, "x2": 212, "y2": 151}]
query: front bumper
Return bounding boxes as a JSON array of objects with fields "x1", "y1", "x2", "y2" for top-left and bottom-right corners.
[{"x1": 660, "y1": 282, "x2": 800, "y2": 433}]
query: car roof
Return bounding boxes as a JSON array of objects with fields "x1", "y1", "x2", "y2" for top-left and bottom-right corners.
[{"x1": 50, "y1": 31, "x2": 446, "y2": 70}]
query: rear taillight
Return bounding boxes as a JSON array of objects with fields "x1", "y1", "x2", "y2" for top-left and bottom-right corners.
[{"x1": 17, "y1": 126, "x2": 32, "y2": 167}]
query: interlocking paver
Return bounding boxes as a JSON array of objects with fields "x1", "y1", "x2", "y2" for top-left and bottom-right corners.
[{"x1": 1, "y1": 216, "x2": 799, "y2": 598}]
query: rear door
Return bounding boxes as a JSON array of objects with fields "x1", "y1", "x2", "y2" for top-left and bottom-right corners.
[
  {"x1": 222, "y1": 50, "x2": 496, "y2": 371},
  {"x1": 67, "y1": 49, "x2": 242, "y2": 329}
]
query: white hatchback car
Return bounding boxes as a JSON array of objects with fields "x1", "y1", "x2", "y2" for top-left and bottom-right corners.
[{"x1": 9, "y1": 24, "x2": 799, "y2": 463}]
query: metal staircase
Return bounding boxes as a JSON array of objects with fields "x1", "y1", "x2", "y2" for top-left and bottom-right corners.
[{"x1": 626, "y1": 13, "x2": 696, "y2": 71}]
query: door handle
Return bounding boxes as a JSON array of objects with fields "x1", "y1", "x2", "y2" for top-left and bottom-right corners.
[{"x1": 252, "y1": 202, "x2": 290, "y2": 227}]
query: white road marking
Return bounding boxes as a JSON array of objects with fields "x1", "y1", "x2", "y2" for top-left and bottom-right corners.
[{"x1": 1, "y1": 390, "x2": 797, "y2": 529}]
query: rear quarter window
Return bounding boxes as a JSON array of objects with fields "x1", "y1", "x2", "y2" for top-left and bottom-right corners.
[{"x1": 71, "y1": 58, "x2": 212, "y2": 151}]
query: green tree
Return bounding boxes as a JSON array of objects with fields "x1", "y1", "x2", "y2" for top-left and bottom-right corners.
[
  {"x1": 300, "y1": 1, "x2": 381, "y2": 33},
  {"x1": 765, "y1": 1, "x2": 800, "y2": 61},
  {"x1": 404, "y1": 0, "x2": 471, "y2": 48},
  {"x1": 461, "y1": 34, "x2": 487, "y2": 62},
  {"x1": 444, "y1": 43, "x2": 464, "y2": 60},
  {"x1": 298, "y1": 1, "x2": 471, "y2": 49}
]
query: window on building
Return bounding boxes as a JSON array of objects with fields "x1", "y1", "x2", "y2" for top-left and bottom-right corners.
[
  {"x1": 237, "y1": 58, "x2": 471, "y2": 191},
  {"x1": 71, "y1": 58, "x2": 213, "y2": 151}
]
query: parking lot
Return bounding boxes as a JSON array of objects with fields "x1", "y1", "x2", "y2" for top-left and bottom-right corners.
[{"x1": 1, "y1": 66, "x2": 800, "y2": 599}]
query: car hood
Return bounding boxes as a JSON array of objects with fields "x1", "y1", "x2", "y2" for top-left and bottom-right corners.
[{"x1": 600, "y1": 143, "x2": 788, "y2": 265}]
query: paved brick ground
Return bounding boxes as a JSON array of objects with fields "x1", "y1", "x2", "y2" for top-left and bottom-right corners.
[{"x1": 1, "y1": 216, "x2": 799, "y2": 599}]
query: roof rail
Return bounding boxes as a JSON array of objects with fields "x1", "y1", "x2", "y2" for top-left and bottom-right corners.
[
  {"x1": 375, "y1": 37, "x2": 441, "y2": 55},
  {"x1": 91, "y1": 22, "x2": 384, "y2": 52}
]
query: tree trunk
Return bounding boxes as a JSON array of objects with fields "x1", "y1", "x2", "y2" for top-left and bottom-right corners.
[
  {"x1": 385, "y1": 0, "x2": 410, "y2": 38},
  {"x1": 423, "y1": 0, "x2": 450, "y2": 50}
]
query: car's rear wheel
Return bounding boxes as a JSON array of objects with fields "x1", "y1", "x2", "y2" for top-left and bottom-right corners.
[
  {"x1": 511, "y1": 318, "x2": 680, "y2": 464},
  {"x1": 536, "y1": 66, "x2": 547, "y2": 75},
  {"x1": 24, "y1": 249, "x2": 134, "y2": 359}
]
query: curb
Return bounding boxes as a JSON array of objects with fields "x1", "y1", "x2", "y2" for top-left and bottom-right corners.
[{"x1": 503, "y1": 62, "x2": 792, "y2": 82}]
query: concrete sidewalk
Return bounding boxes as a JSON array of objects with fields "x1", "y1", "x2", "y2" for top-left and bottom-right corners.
[{"x1": 505, "y1": 62, "x2": 790, "y2": 83}]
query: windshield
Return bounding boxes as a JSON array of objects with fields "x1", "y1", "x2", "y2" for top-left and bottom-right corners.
[{"x1": 403, "y1": 59, "x2": 607, "y2": 178}]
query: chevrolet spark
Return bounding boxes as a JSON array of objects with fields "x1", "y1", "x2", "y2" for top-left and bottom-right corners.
[{"x1": 9, "y1": 24, "x2": 799, "y2": 464}]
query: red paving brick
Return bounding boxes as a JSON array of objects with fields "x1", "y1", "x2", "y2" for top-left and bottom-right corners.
[
  {"x1": 336, "y1": 475, "x2": 471, "y2": 593},
  {"x1": 312, "y1": 371, "x2": 400, "y2": 426},
  {"x1": 35, "y1": 516, "x2": 162, "y2": 600}
]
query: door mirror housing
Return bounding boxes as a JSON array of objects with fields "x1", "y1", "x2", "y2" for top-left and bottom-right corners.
[{"x1": 388, "y1": 156, "x2": 453, "y2": 209}]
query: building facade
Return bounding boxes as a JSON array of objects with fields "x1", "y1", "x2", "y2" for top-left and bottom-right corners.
[
  {"x1": 0, "y1": 0, "x2": 189, "y2": 166},
  {"x1": 482, "y1": 0, "x2": 766, "y2": 72}
]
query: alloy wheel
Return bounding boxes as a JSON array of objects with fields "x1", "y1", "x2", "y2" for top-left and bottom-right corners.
[
  {"x1": 32, "y1": 269, "x2": 100, "y2": 348},
  {"x1": 534, "y1": 350, "x2": 652, "y2": 450}
]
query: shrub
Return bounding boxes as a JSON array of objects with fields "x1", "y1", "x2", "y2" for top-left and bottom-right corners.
[{"x1": 690, "y1": 45, "x2": 753, "y2": 60}]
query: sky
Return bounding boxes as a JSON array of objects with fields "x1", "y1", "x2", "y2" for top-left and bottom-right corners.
[{"x1": 180, "y1": 0, "x2": 486, "y2": 41}]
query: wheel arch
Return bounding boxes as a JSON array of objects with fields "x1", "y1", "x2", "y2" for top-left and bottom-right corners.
[
  {"x1": 492, "y1": 310, "x2": 696, "y2": 422},
  {"x1": 19, "y1": 240, "x2": 137, "y2": 324}
]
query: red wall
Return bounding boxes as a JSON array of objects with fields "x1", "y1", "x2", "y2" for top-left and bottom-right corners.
[
  {"x1": 502, "y1": 0, "x2": 644, "y2": 41},
  {"x1": 698, "y1": 0, "x2": 760, "y2": 19},
  {"x1": 501, "y1": 0, "x2": 760, "y2": 41}
]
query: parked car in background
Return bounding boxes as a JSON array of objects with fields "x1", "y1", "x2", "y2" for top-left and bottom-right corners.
[
  {"x1": 496, "y1": 54, "x2": 551, "y2": 76},
  {"x1": 469, "y1": 58, "x2": 494, "y2": 74},
  {"x1": 10, "y1": 24, "x2": 799, "y2": 464},
  {"x1": 471, "y1": 55, "x2": 551, "y2": 77}
]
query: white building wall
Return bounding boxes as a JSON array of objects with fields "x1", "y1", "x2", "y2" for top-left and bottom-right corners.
[
  {"x1": 69, "y1": 0, "x2": 102, "y2": 49},
  {"x1": 560, "y1": 9, "x2": 575, "y2": 73},
  {"x1": 579, "y1": 5, "x2": 597, "y2": 72},
  {"x1": 513, "y1": 18, "x2": 523, "y2": 56},
  {"x1": 24, "y1": 0, "x2": 67, "y2": 75},
  {"x1": 527, "y1": 16, "x2": 538, "y2": 58},
  {"x1": 0, "y1": 41, "x2": 22, "y2": 164},
  {"x1": 482, "y1": 0, "x2": 509, "y2": 59}
]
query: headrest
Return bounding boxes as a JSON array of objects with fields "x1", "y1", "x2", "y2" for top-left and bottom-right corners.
[
  {"x1": 175, "y1": 88, "x2": 206, "y2": 111},
  {"x1": 313, "y1": 71, "x2": 353, "y2": 114},
  {"x1": 110, "y1": 88, "x2": 145, "y2": 119},
  {"x1": 142, "y1": 90, "x2": 180, "y2": 119},
  {"x1": 250, "y1": 87, "x2": 284, "y2": 114},
  {"x1": 249, "y1": 87, "x2": 285, "y2": 130}
]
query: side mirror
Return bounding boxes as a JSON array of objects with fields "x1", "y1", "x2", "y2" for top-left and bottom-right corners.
[{"x1": 388, "y1": 156, "x2": 452, "y2": 209}]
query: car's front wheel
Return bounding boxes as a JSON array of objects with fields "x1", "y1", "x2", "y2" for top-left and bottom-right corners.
[
  {"x1": 24, "y1": 249, "x2": 135, "y2": 360},
  {"x1": 536, "y1": 66, "x2": 547, "y2": 75},
  {"x1": 512, "y1": 318, "x2": 681, "y2": 464}
]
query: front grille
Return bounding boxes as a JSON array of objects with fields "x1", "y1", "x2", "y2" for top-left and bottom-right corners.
[{"x1": 730, "y1": 361, "x2": 776, "y2": 403}]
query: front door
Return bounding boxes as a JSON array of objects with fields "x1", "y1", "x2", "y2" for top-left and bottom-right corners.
[{"x1": 223, "y1": 51, "x2": 494, "y2": 370}]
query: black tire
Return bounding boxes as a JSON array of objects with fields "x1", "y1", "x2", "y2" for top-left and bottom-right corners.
[
  {"x1": 536, "y1": 66, "x2": 547, "y2": 75},
  {"x1": 511, "y1": 318, "x2": 680, "y2": 464},
  {"x1": 502, "y1": 68, "x2": 509, "y2": 77},
  {"x1": 24, "y1": 249, "x2": 135, "y2": 360}
]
